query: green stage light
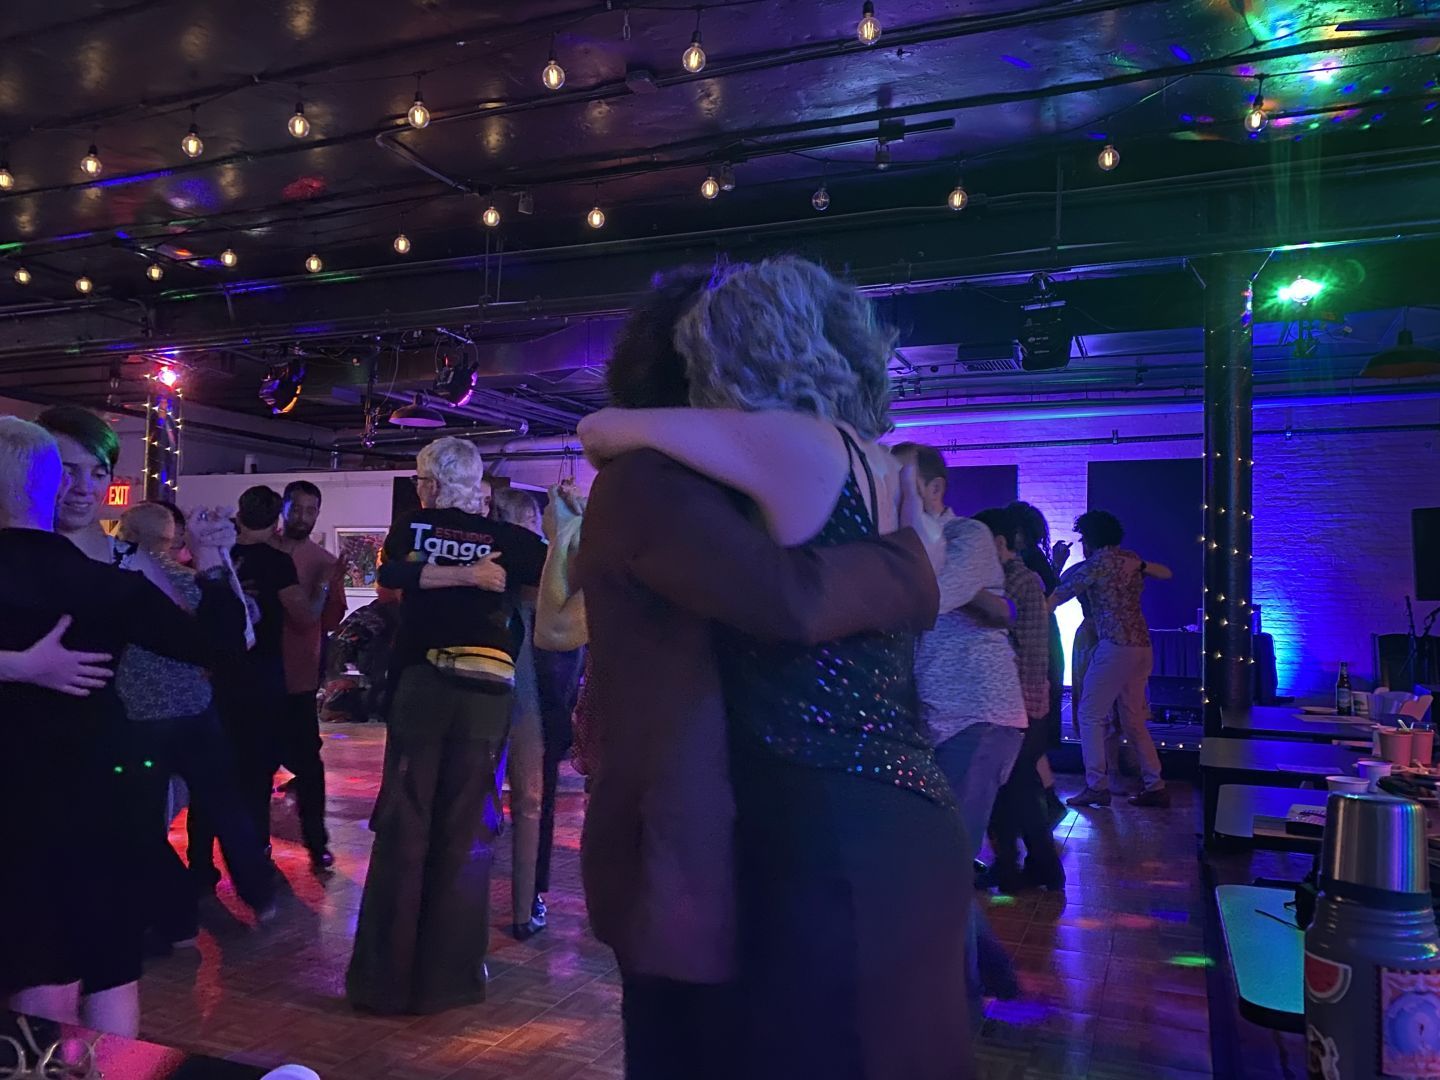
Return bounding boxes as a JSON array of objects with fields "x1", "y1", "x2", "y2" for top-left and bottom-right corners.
[{"x1": 1278, "y1": 276, "x2": 1323, "y2": 305}]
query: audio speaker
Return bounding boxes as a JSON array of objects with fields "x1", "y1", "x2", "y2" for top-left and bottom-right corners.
[{"x1": 1415, "y1": 508, "x2": 1440, "y2": 601}]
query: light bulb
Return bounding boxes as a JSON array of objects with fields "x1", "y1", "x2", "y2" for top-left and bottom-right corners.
[
  {"x1": 857, "y1": 1, "x2": 881, "y2": 44},
  {"x1": 288, "y1": 103, "x2": 311, "y2": 138},
  {"x1": 13, "y1": 266, "x2": 31, "y2": 285},
  {"x1": 393, "y1": 232, "x2": 411, "y2": 254},
  {"x1": 482, "y1": 204, "x2": 501, "y2": 228},
  {"x1": 305, "y1": 253, "x2": 323, "y2": 273},
  {"x1": 947, "y1": 182, "x2": 969, "y2": 211},
  {"x1": 219, "y1": 248, "x2": 238, "y2": 268},
  {"x1": 0, "y1": 164, "x2": 12, "y2": 190},
  {"x1": 683, "y1": 32, "x2": 706, "y2": 73},
  {"x1": 146, "y1": 262, "x2": 164, "y2": 281},
  {"x1": 75, "y1": 275, "x2": 93, "y2": 294},
  {"x1": 587, "y1": 205, "x2": 605, "y2": 229},
  {"x1": 1244, "y1": 99, "x2": 1267, "y2": 133},
  {"x1": 1097, "y1": 143, "x2": 1120, "y2": 171},
  {"x1": 543, "y1": 55, "x2": 566, "y2": 91},
  {"x1": 181, "y1": 124, "x2": 204, "y2": 158},
  {"x1": 701, "y1": 174, "x2": 720, "y2": 199},
  {"x1": 81, "y1": 144, "x2": 102, "y2": 177},
  {"x1": 812, "y1": 184, "x2": 830, "y2": 211},
  {"x1": 408, "y1": 92, "x2": 430, "y2": 129}
]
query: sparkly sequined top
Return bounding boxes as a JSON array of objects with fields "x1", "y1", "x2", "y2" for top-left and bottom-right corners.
[{"x1": 717, "y1": 429, "x2": 956, "y2": 809}]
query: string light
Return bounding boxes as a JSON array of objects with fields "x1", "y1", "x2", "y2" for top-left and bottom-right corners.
[
  {"x1": 0, "y1": 157, "x2": 12, "y2": 190},
  {"x1": 146, "y1": 262, "x2": 164, "y2": 281},
  {"x1": 13, "y1": 267, "x2": 31, "y2": 285},
  {"x1": 683, "y1": 9, "x2": 706, "y2": 73},
  {"x1": 304, "y1": 253, "x2": 324, "y2": 273},
  {"x1": 587, "y1": 204, "x2": 606, "y2": 229},
  {"x1": 393, "y1": 231, "x2": 411, "y2": 254},
  {"x1": 75, "y1": 274, "x2": 93, "y2": 294},
  {"x1": 1245, "y1": 78, "x2": 1268, "y2": 133},
  {"x1": 288, "y1": 100, "x2": 311, "y2": 138},
  {"x1": 701, "y1": 172, "x2": 720, "y2": 199},
  {"x1": 219, "y1": 248, "x2": 238, "y2": 268},
  {"x1": 81, "y1": 144, "x2": 103, "y2": 177},
  {"x1": 811, "y1": 183, "x2": 830, "y2": 211},
  {"x1": 1097, "y1": 143, "x2": 1121, "y2": 171},
  {"x1": 483, "y1": 203, "x2": 501, "y2": 227},
  {"x1": 857, "y1": 1, "x2": 881, "y2": 44},
  {"x1": 543, "y1": 40, "x2": 566, "y2": 90},
  {"x1": 408, "y1": 87, "x2": 430, "y2": 129},
  {"x1": 947, "y1": 177, "x2": 969, "y2": 211},
  {"x1": 181, "y1": 120, "x2": 204, "y2": 159}
]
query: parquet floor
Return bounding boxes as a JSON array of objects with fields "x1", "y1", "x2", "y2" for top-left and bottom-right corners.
[{"x1": 139, "y1": 725, "x2": 1214, "y2": 1079}]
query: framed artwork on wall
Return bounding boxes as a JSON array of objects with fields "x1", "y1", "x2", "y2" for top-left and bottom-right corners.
[{"x1": 335, "y1": 528, "x2": 388, "y2": 594}]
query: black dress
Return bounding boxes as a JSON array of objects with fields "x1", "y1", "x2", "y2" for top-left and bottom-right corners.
[
  {"x1": 0, "y1": 529, "x2": 242, "y2": 995},
  {"x1": 721, "y1": 430, "x2": 974, "y2": 1080}
]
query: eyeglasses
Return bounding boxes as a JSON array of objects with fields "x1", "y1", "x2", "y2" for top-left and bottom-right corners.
[{"x1": 410, "y1": 474, "x2": 437, "y2": 487}]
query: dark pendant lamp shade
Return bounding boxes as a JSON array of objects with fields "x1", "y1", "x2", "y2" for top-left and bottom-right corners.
[
  {"x1": 388, "y1": 393, "x2": 447, "y2": 428},
  {"x1": 1359, "y1": 329, "x2": 1440, "y2": 379}
]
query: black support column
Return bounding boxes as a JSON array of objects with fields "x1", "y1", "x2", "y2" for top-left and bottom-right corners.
[{"x1": 1201, "y1": 256, "x2": 1258, "y2": 735}]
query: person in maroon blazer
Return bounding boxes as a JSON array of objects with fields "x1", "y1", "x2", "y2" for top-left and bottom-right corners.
[{"x1": 541, "y1": 270, "x2": 944, "y2": 1080}]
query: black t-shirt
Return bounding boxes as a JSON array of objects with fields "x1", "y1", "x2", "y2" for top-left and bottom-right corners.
[
  {"x1": 231, "y1": 541, "x2": 299, "y2": 664},
  {"x1": 378, "y1": 508, "x2": 547, "y2": 671}
]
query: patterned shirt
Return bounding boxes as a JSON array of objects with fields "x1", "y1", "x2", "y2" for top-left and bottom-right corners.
[
  {"x1": 1000, "y1": 555, "x2": 1051, "y2": 718},
  {"x1": 915, "y1": 512, "x2": 1029, "y2": 744},
  {"x1": 117, "y1": 555, "x2": 213, "y2": 721},
  {"x1": 1053, "y1": 547, "x2": 1150, "y2": 648}
]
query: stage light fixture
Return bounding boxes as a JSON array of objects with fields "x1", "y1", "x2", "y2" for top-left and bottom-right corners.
[
  {"x1": 433, "y1": 351, "x2": 480, "y2": 408},
  {"x1": 219, "y1": 248, "x2": 238, "y2": 268},
  {"x1": 389, "y1": 392, "x2": 447, "y2": 428},
  {"x1": 1277, "y1": 276, "x2": 1323, "y2": 305},
  {"x1": 13, "y1": 266, "x2": 31, "y2": 285},
  {"x1": 157, "y1": 365, "x2": 180, "y2": 389},
  {"x1": 289, "y1": 101, "x2": 311, "y2": 138},
  {"x1": 857, "y1": 1, "x2": 881, "y2": 44},
  {"x1": 812, "y1": 183, "x2": 831, "y2": 211},
  {"x1": 181, "y1": 123, "x2": 204, "y2": 158},
  {"x1": 1097, "y1": 143, "x2": 1120, "y2": 171},
  {"x1": 701, "y1": 172, "x2": 720, "y2": 199},
  {"x1": 260, "y1": 356, "x2": 306, "y2": 414},
  {"x1": 408, "y1": 89, "x2": 430, "y2": 129},
  {"x1": 81, "y1": 145, "x2": 103, "y2": 177},
  {"x1": 75, "y1": 275, "x2": 94, "y2": 294},
  {"x1": 305, "y1": 253, "x2": 324, "y2": 273}
]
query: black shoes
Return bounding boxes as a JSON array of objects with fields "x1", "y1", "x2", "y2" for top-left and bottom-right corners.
[
  {"x1": 1128, "y1": 786, "x2": 1171, "y2": 808},
  {"x1": 1066, "y1": 787, "x2": 1112, "y2": 808},
  {"x1": 511, "y1": 895, "x2": 548, "y2": 941},
  {"x1": 310, "y1": 848, "x2": 335, "y2": 873},
  {"x1": 994, "y1": 862, "x2": 1066, "y2": 895}
]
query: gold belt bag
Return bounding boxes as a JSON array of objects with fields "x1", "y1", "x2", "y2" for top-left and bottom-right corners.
[{"x1": 426, "y1": 646, "x2": 516, "y2": 693}]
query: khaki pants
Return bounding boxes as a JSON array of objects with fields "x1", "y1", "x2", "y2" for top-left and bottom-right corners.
[
  {"x1": 1077, "y1": 641, "x2": 1163, "y2": 793},
  {"x1": 506, "y1": 631, "x2": 544, "y2": 926},
  {"x1": 346, "y1": 664, "x2": 510, "y2": 1014},
  {"x1": 1071, "y1": 619, "x2": 1123, "y2": 781}
]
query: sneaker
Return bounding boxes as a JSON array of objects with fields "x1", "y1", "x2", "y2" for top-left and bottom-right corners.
[
  {"x1": 531, "y1": 895, "x2": 547, "y2": 929},
  {"x1": 309, "y1": 848, "x2": 335, "y2": 873},
  {"x1": 511, "y1": 919, "x2": 544, "y2": 941},
  {"x1": 1065, "y1": 787, "x2": 1112, "y2": 808},
  {"x1": 1128, "y1": 786, "x2": 1171, "y2": 809}
]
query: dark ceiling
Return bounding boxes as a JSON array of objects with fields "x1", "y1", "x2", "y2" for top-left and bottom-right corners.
[{"x1": 2, "y1": 0, "x2": 1439, "y2": 443}]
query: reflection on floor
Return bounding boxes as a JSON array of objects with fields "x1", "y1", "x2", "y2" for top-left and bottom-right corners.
[{"x1": 140, "y1": 725, "x2": 1213, "y2": 1079}]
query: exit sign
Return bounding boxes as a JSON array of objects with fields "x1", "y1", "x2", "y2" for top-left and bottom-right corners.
[{"x1": 105, "y1": 483, "x2": 132, "y2": 508}]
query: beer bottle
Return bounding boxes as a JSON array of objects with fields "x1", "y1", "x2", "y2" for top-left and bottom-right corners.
[{"x1": 1336, "y1": 662, "x2": 1354, "y2": 717}]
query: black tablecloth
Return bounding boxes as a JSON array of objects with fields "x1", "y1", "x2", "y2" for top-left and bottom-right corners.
[{"x1": 1150, "y1": 630, "x2": 1278, "y2": 705}]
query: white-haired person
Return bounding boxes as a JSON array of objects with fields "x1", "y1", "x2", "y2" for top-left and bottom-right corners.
[
  {"x1": 579, "y1": 257, "x2": 971, "y2": 1080},
  {"x1": 346, "y1": 436, "x2": 548, "y2": 1015},
  {"x1": 0, "y1": 417, "x2": 246, "y2": 1035}
]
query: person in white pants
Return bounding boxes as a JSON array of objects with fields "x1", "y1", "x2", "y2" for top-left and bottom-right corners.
[{"x1": 1048, "y1": 510, "x2": 1173, "y2": 809}]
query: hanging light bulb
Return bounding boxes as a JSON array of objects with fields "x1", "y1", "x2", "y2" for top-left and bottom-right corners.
[
  {"x1": 407, "y1": 90, "x2": 430, "y2": 129},
  {"x1": 587, "y1": 204, "x2": 606, "y2": 229},
  {"x1": 393, "y1": 232, "x2": 411, "y2": 255},
  {"x1": 0, "y1": 159, "x2": 13, "y2": 190},
  {"x1": 146, "y1": 262, "x2": 164, "y2": 281},
  {"x1": 811, "y1": 183, "x2": 831, "y2": 211},
  {"x1": 719, "y1": 162, "x2": 737, "y2": 191},
  {"x1": 13, "y1": 266, "x2": 31, "y2": 285},
  {"x1": 80, "y1": 144, "x2": 103, "y2": 177},
  {"x1": 947, "y1": 178, "x2": 969, "y2": 211},
  {"x1": 857, "y1": 1, "x2": 881, "y2": 44},
  {"x1": 288, "y1": 101, "x2": 311, "y2": 138},
  {"x1": 75, "y1": 274, "x2": 94, "y2": 294},
  {"x1": 304, "y1": 253, "x2": 324, "y2": 273},
  {"x1": 875, "y1": 138, "x2": 891, "y2": 170},
  {"x1": 683, "y1": 30, "x2": 706, "y2": 73},
  {"x1": 1245, "y1": 83, "x2": 1268, "y2": 133},
  {"x1": 542, "y1": 40, "x2": 566, "y2": 90},
  {"x1": 482, "y1": 203, "x2": 501, "y2": 228},
  {"x1": 219, "y1": 247, "x2": 238, "y2": 268},
  {"x1": 181, "y1": 122, "x2": 204, "y2": 159},
  {"x1": 1097, "y1": 143, "x2": 1121, "y2": 171},
  {"x1": 700, "y1": 172, "x2": 720, "y2": 199}
]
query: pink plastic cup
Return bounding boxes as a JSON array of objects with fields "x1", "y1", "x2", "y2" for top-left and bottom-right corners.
[
  {"x1": 1410, "y1": 728, "x2": 1435, "y2": 767},
  {"x1": 1378, "y1": 727, "x2": 1415, "y2": 767}
]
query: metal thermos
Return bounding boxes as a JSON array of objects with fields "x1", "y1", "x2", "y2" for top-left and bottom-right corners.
[{"x1": 1305, "y1": 793, "x2": 1440, "y2": 1079}]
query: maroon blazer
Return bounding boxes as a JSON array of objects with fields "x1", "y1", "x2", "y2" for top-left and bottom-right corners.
[{"x1": 574, "y1": 449, "x2": 940, "y2": 984}]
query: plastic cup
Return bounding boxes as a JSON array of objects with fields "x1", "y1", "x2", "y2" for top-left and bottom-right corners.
[
  {"x1": 1378, "y1": 727, "x2": 1415, "y2": 767},
  {"x1": 1327, "y1": 775, "x2": 1370, "y2": 793},
  {"x1": 1356, "y1": 759, "x2": 1393, "y2": 791},
  {"x1": 1410, "y1": 728, "x2": 1435, "y2": 766}
]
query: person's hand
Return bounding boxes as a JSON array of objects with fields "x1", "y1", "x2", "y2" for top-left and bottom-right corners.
[
  {"x1": 1051, "y1": 540, "x2": 1072, "y2": 571},
  {"x1": 187, "y1": 506, "x2": 238, "y2": 571},
  {"x1": 898, "y1": 462, "x2": 945, "y2": 577},
  {"x1": 543, "y1": 481, "x2": 585, "y2": 542},
  {"x1": 12, "y1": 616, "x2": 114, "y2": 697},
  {"x1": 463, "y1": 552, "x2": 507, "y2": 592}
]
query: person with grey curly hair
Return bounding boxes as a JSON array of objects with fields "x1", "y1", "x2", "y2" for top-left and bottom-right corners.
[{"x1": 579, "y1": 257, "x2": 972, "y2": 1079}]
